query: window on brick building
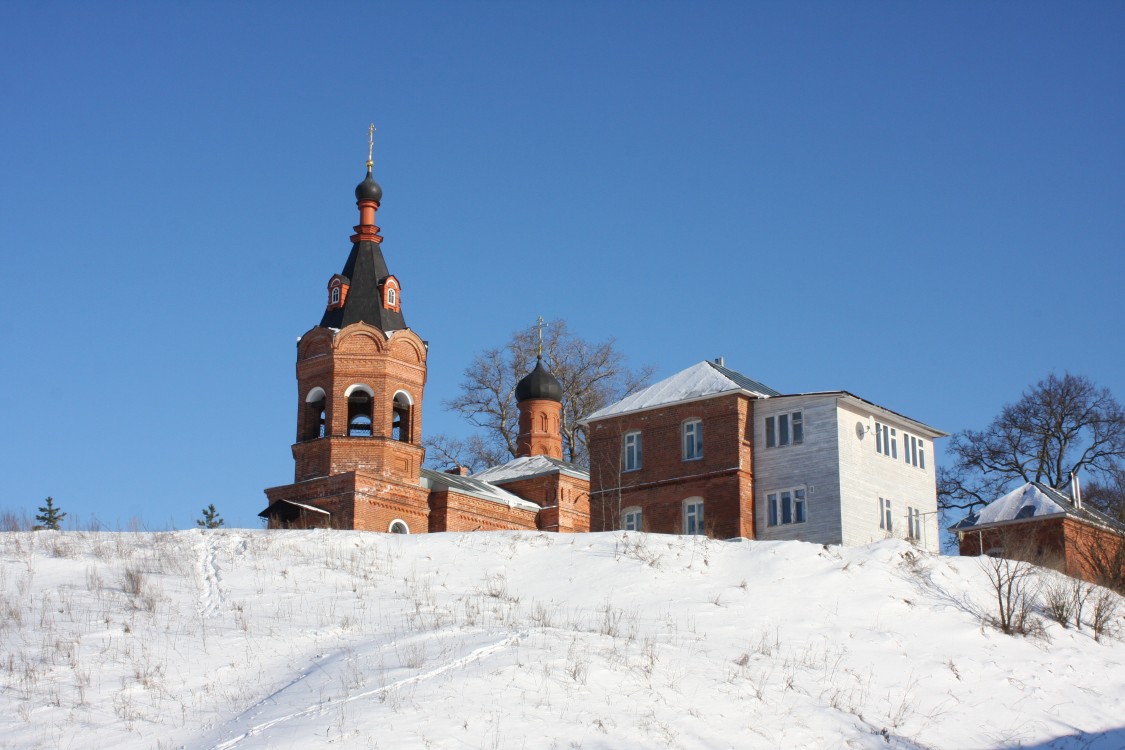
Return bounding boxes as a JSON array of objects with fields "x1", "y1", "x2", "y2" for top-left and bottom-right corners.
[
  {"x1": 623, "y1": 431, "x2": 642, "y2": 472},
  {"x1": 331, "y1": 286, "x2": 340, "y2": 305},
  {"x1": 622, "y1": 507, "x2": 642, "y2": 532},
  {"x1": 683, "y1": 498, "x2": 705, "y2": 535},
  {"x1": 302, "y1": 387, "x2": 326, "y2": 440},
  {"x1": 347, "y1": 385, "x2": 374, "y2": 437},
  {"x1": 392, "y1": 391, "x2": 413, "y2": 442},
  {"x1": 766, "y1": 487, "x2": 807, "y2": 527},
  {"x1": 389, "y1": 520, "x2": 409, "y2": 534},
  {"x1": 766, "y1": 412, "x2": 803, "y2": 448},
  {"x1": 682, "y1": 419, "x2": 703, "y2": 460}
]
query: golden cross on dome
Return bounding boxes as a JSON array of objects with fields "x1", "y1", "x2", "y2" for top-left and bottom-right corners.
[
  {"x1": 536, "y1": 316, "x2": 545, "y2": 358},
  {"x1": 367, "y1": 123, "x2": 376, "y2": 169}
]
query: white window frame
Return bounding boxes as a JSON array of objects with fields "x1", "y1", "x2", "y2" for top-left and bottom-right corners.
[
  {"x1": 682, "y1": 418, "x2": 703, "y2": 461},
  {"x1": 388, "y1": 519, "x2": 409, "y2": 534},
  {"x1": 875, "y1": 422, "x2": 898, "y2": 459},
  {"x1": 765, "y1": 411, "x2": 803, "y2": 448},
  {"x1": 330, "y1": 286, "x2": 341, "y2": 304},
  {"x1": 623, "y1": 431, "x2": 642, "y2": 472},
  {"x1": 622, "y1": 507, "x2": 642, "y2": 532},
  {"x1": 766, "y1": 486, "x2": 808, "y2": 527},
  {"x1": 906, "y1": 506, "x2": 921, "y2": 540},
  {"x1": 899, "y1": 432, "x2": 926, "y2": 469},
  {"x1": 879, "y1": 498, "x2": 893, "y2": 532},
  {"x1": 387, "y1": 286, "x2": 397, "y2": 308},
  {"x1": 683, "y1": 498, "x2": 705, "y2": 536}
]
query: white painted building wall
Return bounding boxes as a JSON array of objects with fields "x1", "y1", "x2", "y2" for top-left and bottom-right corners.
[
  {"x1": 753, "y1": 393, "x2": 943, "y2": 552},
  {"x1": 753, "y1": 394, "x2": 843, "y2": 544},
  {"x1": 835, "y1": 399, "x2": 941, "y2": 552}
]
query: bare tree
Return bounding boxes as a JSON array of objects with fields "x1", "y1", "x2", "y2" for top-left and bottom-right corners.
[
  {"x1": 979, "y1": 542, "x2": 1040, "y2": 636},
  {"x1": 940, "y1": 373, "x2": 1125, "y2": 513},
  {"x1": 1084, "y1": 466, "x2": 1125, "y2": 523},
  {"x1": 1090, "y1": 588, "x2": 1121, "y2": 642},
  {"x1": 427, "y1": 320, "x2": 652, "y2": 470}
]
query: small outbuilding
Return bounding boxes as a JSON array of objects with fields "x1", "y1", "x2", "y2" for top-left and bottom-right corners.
[{"x1": 950, "y1": 481, "x2": 1125, "y2": 589}]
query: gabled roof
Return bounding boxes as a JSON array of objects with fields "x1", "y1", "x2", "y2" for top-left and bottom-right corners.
[
  {"x1": 949, "y1": 481, "x2": 1125, "y2": 534},
  {"x1": 420, "y1": 467, "x2": 541, "y2": 512},
  {"x1": 582, "y1": 361, "x2": 780, "y2": 422},
  {"x1": 472, "y1": 455, "x2": 589, "y2": 485},
  {"x1": 318, "y1": 240, "x2": 407, "y2": 332}
]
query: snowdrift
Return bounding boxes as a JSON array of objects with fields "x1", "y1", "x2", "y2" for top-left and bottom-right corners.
[{"x1": 1, "y1": 529, "x2": 1123, "y2": 749}]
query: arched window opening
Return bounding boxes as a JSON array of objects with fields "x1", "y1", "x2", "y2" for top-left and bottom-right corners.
[
  {"x1": 389, "y1": 519, "x2": 409, "y2": 534},
  {"x1": 392, "y1": 391, "x2": 412, "y2": 442},
  {"x1": 540, "y1": 412, "x2": 548, "y2": 432},
  {"x1": 330, "y1": 286, "x2": 340, "y2": 305},
  {"x1": 302, "y1": 388, "x2": 327, "y2": 440},
  {"x1": 348, "y1": 388, "x2": 373, "y2": 437},
  {"x1": 387, "y1": 287, "x2": 397, "y2": 308}
]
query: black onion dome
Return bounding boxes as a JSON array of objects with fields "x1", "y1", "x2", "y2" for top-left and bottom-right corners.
[
  {"x1": 355, "y1": 169, "x2": 383, "y2": 203},
  {"x1": 515, "y1": 357, "x2": 563, "y2": 402}
]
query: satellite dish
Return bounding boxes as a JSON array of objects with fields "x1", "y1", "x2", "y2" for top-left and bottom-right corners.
[{"x1": 855, "y1": 421, "x2": 866, "y2": 440}]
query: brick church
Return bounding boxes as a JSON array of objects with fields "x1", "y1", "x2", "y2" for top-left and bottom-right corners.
[
  {"x1": 260, "y1": 151, "x2": 944, "y2": 546},
  {"x1": 259, "y1": 159, "x2": 591, "y2": 534}
]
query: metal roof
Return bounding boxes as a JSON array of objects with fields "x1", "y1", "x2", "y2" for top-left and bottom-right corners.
[
  {"x1": 420, "y1": 467, "x2": 541, "y2": 511},
  {"x1": 949, "y1": 481, "x2": 1125, "y2": 534},
  {"x1": 472, "y1": 455, "x2": 589, "y2": 484},
  {"x1": 706, "y1": 361, "x2": 782, "y2": 397}
]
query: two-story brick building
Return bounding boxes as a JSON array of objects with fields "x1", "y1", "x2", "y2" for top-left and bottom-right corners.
[{"x1": 584, "y1": 359, "x2": 946, "y2": 551}]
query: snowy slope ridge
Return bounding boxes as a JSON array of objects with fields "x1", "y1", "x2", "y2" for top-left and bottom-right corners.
[{"x1": 1, "y1": 530, "x2": 1123, "y2": 750}]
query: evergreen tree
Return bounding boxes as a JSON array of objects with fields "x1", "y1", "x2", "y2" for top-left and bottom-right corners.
[
  {"x1": 197, "y1": 504, "x2": 225, "y2": 529},
  {"x1": 35, "y1": 496, "x2": 66, "y2": 530}
]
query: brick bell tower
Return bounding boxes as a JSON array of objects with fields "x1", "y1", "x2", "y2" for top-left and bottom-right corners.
[
  {"x1": 261, "y1": 130, "x2": 430, "y2": 532},
  {"x1": 515, "y1": 323, "x2": 564, "y2": 459}
]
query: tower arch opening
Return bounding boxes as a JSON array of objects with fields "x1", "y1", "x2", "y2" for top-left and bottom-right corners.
[
  {"x1": 392, "y1": 390, "x2": 413, "y2": 442},
  {"x1": 346, "y1": 384, "x2": 374, "y2": 437},
  {"x1": 302, "y1": 387, "x2": 327, "y2": 440}
]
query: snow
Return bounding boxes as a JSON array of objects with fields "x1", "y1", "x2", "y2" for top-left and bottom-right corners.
[
  {"x1": 974, "y1": 483, "x2": 1071, "y2": 525},
  {"x1": 583, "y1": 361, "x2": 762, "y2": 421},
  {"x1": 420, "y1": 469, "x2": 542, "y2": 510},
  {"x1": 2, "y1": 529, "x2": 1124, "y2": 749},
  {"x1": 472, "y1": 455, "x2": 587, "y2": 484}
]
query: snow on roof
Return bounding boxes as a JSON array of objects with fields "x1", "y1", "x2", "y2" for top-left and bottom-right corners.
[
  {"x1": 950, "y1": 481, "x2": 1125, "y2": 533},
  {"x1": 974, "y1": 483, "x2": 1070, "y2": 526},
  {"x1": 472, "y1": 455, "x2": 589, "y2": 485},
  {"x1": 583, "y1": 361, "x2": 778, "y2": 422},
  {"x1": 257, "y1": 499, "x2": 331, "y2": 518},
  {"x1": 419, "y1": 468, "x2": 541, "y2": 511}
]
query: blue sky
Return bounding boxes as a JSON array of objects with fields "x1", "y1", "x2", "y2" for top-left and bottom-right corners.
[{"x1": 1, "y1": 2, "x2": 1122, "y2": 530}]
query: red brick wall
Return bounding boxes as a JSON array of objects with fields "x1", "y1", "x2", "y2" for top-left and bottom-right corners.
[
  {"x1": 292, "y1": 323, "x2": 428, "y2": 483},
  {"x1": 517, "y1": 398, "x2": 563, "y2": 459},
  {"x1": 488, "y1": 472, "x2": 591, "y2": 533},
  {"x1": 264, "y1": 470, "x2": 429, "y2": 533},
  {"x1": 429, "y1": 490, "x2": 538, "y2": 532},
  {"x1": 956, "y1": 517, "x2": 1125, "y2": 587},
  {"x1": 586, "y1": 394, "x2": 755, "y2": 537}
]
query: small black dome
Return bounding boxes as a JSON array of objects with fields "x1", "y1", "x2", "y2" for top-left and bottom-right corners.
[
  {"x1": 355, "y1": 169, "x2": 383, "y2": 203},
  {"x1": 515, "y1": 357, "x2": 563, "y2": 402}
]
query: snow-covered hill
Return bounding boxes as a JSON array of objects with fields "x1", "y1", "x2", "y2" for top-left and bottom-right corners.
[{"x1": 1, "y1": 529, "x2": 1123, "y2": 749}]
